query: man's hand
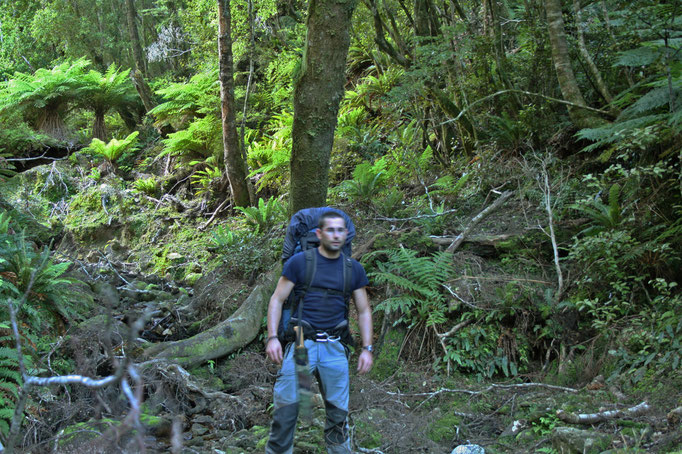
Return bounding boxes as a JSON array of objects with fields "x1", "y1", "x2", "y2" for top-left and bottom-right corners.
[
  {"x1": 266, "y1": 338, "x2": 283, "y2": 364},
  {"x1": 357, "y1": 349, "x2": 373, "y2": 374}
]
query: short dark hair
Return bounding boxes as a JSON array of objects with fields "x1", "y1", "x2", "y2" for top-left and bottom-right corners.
[{"x1": 318, "y1": 210, "x2": 346, "y2": 229}]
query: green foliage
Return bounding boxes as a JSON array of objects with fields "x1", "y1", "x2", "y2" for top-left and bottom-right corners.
[
  {"x1": 83, "y1": 131, "x2": 140, "y2": 166},
  {"x1": 0, "y1": 232, "x2": 85, "y2": 328},
  {"x1": 0, "y1": 58, "x2": 90, "y2": 137},
  {"x1": 247, "y1": 111, "x2": 293, "y2": 192},
  {"x1": 79, "y1": 64, "x2": 138, "y2": 138},
  {"x1": 571, "y1": 183, "x2": 627, "y2": 235},
  {"x1": 340, "y1": 159, "x2": 389, "y2": 204},
  {"x1": 370, "y1": 247, "x2": 454, "y2": 328},
  {"x1": 235, "y1": 197, "x2": 286, "y2": 234},
  {"x1": 0, "y1": 324, "x2": 22, "y2": 438},
  {"x1": 132, "y1": 177, "x2": 158, "y2": 196},
  {"x1": 149, "y1": 70, "x2": 220, "y2": 129},
  {"x1": 210, "y1": 225, "x2": 236, "y2": 248},
  {"x1": 607, "y1": 279, "x2": 682, "y2": 383},
  {"x1": 190, "y1": 163, "x2": 222, "y2": 198},
  {"x1": 576, "y1": 1, "x2": 682, "y2": 157},
  {"x1": 159, "y1": 115, "x2": 222, "y2": 165}
]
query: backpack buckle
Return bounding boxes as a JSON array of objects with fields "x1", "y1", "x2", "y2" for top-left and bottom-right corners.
[{"x1": 315, "y1": 331, "x2": 340, "y2": 342}]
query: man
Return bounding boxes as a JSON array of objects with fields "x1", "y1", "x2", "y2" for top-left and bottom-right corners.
[{"x1": 265, "y1": 211, "x2": 374, "y2": 454}]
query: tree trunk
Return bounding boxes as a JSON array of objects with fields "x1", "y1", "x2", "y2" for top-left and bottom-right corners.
[
  {"x1": 572, "y1": 0, "x2": 614, "y2": 106},
  {"x1": 124, "y1": 0, "x2": 147, "y2": 78},
  {"x1": 218, "y1": 0, "x2": 252, "y2": 208},
  {"x1": 92, "y1": 108, "x2": 107, "y2": 140},
  {"x1": 143, "y1": 269, "x2": 278, "y2": 368},
  {"x1": 289, "y1": 0, "x2": 357, "y2": 214},
  {"x1": 544, "y1": 0, "x2": 601, "y2": 128}
]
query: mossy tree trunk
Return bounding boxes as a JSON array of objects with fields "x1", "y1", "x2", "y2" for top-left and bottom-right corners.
[
  {"x1": 289, "y1": 0, "x2": 357, "y2": 214},
  {"x1": 545, "y1": 0, "x2": 602, "y2": 128},
  {"x1": 143, "y1": 269, "x2": 278, "y2": 368},
  {"x1": 218, "y1": 0, "x2": 252, "y2": 208},
  {"x1": 37, "y1": 102, "x2": 68, "y2": 140}
]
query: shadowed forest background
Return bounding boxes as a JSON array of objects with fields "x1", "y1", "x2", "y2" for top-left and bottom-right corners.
[{"x1": 0, "y1": 0, "x2": 680, "y2": 452}]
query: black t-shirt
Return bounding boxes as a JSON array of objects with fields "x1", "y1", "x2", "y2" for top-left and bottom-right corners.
[{"x1": 283, "y1": 249, "x2": 369, "y2": 330}]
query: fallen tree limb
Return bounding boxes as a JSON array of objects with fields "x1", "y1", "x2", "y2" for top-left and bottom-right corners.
[
  {"x1": 446, "y1": 190, "x2": 513, "y2": 253},
  {"x1": 141, "y1": 268, "x2": 278, "y2": 368},
  {"x1": 557, "y1": 401, "x2": 651, "y2": 425},
  {"x1": 388, "y1": 382, "x2": 579, "y2": 399}
]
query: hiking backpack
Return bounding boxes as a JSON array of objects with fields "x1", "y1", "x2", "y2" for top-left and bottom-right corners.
[{"x1": 278, "y1": 207, "x2": 356, "y2": 336}]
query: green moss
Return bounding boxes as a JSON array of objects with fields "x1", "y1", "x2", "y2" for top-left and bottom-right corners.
[
  {"x1": 371, "y1": 327, "x2": 405, "y2": 381},
  {"x1": 428, "y1": 411, "x2": 462, "y2": 443}
]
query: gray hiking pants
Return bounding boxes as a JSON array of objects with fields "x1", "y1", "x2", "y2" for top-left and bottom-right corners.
[{"x1": 265, "y1": 339, "x2": 351, "y2": 454}]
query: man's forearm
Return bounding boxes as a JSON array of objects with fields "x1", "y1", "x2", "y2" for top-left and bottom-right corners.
[
  {"x1": 267, "y1": 297, "x2": 283, "y2": 338},
  {"x1": 357, "y1": 309, "x2": 373, "y2": 347}
]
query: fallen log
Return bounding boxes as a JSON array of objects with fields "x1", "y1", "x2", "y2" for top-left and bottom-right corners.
[
  {"x1": 556, "y1": 401, "x2": 651, "y2": 425},
  {"x1": 141, "y1": 268, "x2": 278, "y2": 368}
]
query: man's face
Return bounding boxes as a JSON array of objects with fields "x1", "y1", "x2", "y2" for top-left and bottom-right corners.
[{"x1": 317, "y1": 217, "x2": 348, "y2": 253}]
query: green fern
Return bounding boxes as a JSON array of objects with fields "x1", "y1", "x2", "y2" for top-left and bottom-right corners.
[
  {"x1": 247, "y1": 111, "x2": 293, "y2": 192},
  {"x1": 341, "y1": 160, "x2": 387, "y2": 203},
  {"x1": 236, "y1": 197, "x2": 286, "y2": 234},
  {"x1": 149, "y1": 70, "x2": 220, "y2": 128},
  {"x1": 0, "y1": 231, "x2": 88, "y2": 328},
  {"x1": 83, "y1": 131, "x2": 139, "y2": 165},
  {"x1": 571, "y1": 183, "x2": 626, "y2": 235},
  {"x1": 370, "y1": 247, "x2": 455, "y2": 328},
  {"x1": 0, "y1": 328, "x2": 22, "y2": 438},
  {"x1": 159, "y1": 115, "x2": 222, "y2": 164}
]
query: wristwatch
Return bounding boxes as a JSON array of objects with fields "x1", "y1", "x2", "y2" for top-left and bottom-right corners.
[{"x1": 362, "y1": 345, "x2": 374, "y2": 353}]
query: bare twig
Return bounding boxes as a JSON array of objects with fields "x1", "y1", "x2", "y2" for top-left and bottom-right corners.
[
  {"x1": 557, "y1": 401, "x2": 651, "y2": 424},
  {"x1": 198, "y1": 197, "x2": 232, "y2": 231},
  {"x1": 438, "y1": 89, "x2": 610, "y2": 128}
]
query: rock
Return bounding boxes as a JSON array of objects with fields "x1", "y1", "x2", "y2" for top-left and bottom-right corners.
[
  {"x1": 167, "y1": 252, "x2": 184, "y2": 261},
  {"x1": 91, "y1": 281, "x2": 121, "y2": 309},
  {"x1": 500, "y1": 419, "x2": 527, "y2": 437},
  {"x1": 191, "y1": 423, "x2": 209, "y2": 436},
  {"x1": 667, "y1": 406, "x2": 682, "y2": 428},
  {"x1": 451, "y1": 444, "x2": 485, "y2": 454},
  {"x1": 550, "y1": 426, "x2": 612, "y2": 453}
]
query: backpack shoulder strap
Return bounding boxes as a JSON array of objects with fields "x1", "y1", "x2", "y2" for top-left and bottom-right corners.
[
  {"x1": 341, "y1": 253, "x2": 353, "y2": 318},
  {"x1": 296, "y1": 248, "x2": 317, "y2": 319}
]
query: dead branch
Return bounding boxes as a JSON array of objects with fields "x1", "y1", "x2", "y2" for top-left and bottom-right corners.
[
  {"x1": 4, "y1": 268, "x2": 155, "y2": 454},
  {"x1": 436, "y1": 319, "x2": 472, "y2": 339},
  {"x1": 198, "y1": 198, "x2": 232, "y2": 231},
  {"x1": 556, "y1": 401, "x2": 651, "y2": 425},
  {"x1": 431, "y1": 232, "x2": 517, "y2": 246},
  {"x1": 388, "y1": 382, "x2": 579, "y2": 400},
  {"x1": 446, "y1": 190, "x2": 514, "y2": 253},
  {"x1": 374, "y1": 209, "x2": 459, "y2": 222}
]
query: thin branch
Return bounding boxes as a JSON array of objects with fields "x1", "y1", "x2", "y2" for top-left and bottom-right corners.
[
  {"x1": 374, "y1": 208, "x2": 458, "y2": 222},
  {"x1": 198, "y1": 198, "x2": 232, "y2": 231},
  {"x1": 438, "y1": 89, "x2": 610, "y2": 128}
]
